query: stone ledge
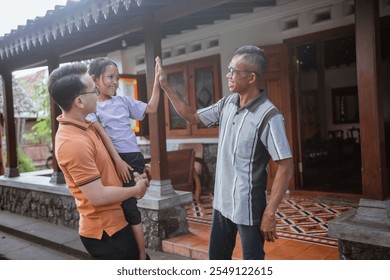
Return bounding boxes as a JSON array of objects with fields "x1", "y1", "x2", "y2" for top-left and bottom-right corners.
[
  {"x1": 329, "y1": 209, "x2": 390, "y2": 248},
  {"x1": 0, "y1": 172, "x2": 193, "y2": 250},
  {"x1": 0, "y1": 173, "x2": 193, "y2": 209},
  {"x1": 0, "y1": 171, "x2": 69, "y2": 196}
]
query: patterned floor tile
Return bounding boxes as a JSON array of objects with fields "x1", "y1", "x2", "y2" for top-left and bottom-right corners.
[{"x1": 186, "y1": 193, "x2": 354, "y2": 247}]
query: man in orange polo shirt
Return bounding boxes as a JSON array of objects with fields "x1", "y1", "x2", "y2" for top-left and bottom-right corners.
[{"x1": 48, "y1": 62, "x2": 149, "y2": 260}]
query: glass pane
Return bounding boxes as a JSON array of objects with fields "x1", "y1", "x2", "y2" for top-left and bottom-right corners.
[
  {"x1": 195, "y1": 67, "x2": 214, "y2": 129},
  {"x1": 324, "y1": 35, "x2": 356, "y2": 69},
  {"x1": 296, "y1": 43, "x2": 317, "y2": 72},
  {"x1": 195, "y1": 68, "x2": 213, "y2": 109},
  {"x1": 167, "y1": 72, "x2": 187, "y2": 130},
  {"x1": 296, "y1": 37, "x2": 361, "y2": 194},
  {"x1": 296, "y1": 44, "x2": 318, "y2": 130},
  {"x1": 296, "y1": 43, "x2": 320, "y2": 186}
]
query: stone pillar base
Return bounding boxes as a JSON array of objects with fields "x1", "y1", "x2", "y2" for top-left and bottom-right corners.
[
  {"x1": 4, "y1": 167, "x2": 19, "y2": 177},
  {"x1": 50, "y1": 171, "x2": 65, "y2": 184},
  {"x1": 137, "y1": 179, "x2": 193, "y2": 250},
  {"x1": 337, "y1": 239, "x2": 390, "y2": 259},
  {"x1": 329, "y1": 198, "x2": 390, "y2": 259},
  {"x1": 140, "y1": 205, "x2": 189, "y2": 250}
]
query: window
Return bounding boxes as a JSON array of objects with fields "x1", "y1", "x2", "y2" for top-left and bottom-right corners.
[
  {"x1": 119, "y1": 74, "x2": 149, "y2": 137},
  {"x1": 164, "y1": 55, "x2": 221, "y2": 137}
]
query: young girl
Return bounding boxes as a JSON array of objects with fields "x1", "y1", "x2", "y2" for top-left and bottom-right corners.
[{"x1": 86, "y1": 57, "x2": 162, "y2": 260}]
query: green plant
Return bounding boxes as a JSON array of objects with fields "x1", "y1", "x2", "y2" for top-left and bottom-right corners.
[
  {"x1": 16, "y1": 148, "x2": 35, "y2": 172},
  {"x1": 23, "y1": 82, "x2": 51, "y2": 144},
  {"x1": 2, "y1": 148, "x2": 37, "y2": 173}
]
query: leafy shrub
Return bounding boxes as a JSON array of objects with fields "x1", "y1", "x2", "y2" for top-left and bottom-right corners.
[{"x1": 17, "y1": 147, "x2": 36, "y2": 172}]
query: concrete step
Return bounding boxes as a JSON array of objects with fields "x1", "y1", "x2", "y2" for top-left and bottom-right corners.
[
  {"x1": 0, "y1": 210, "x2": 191, "y2": 260},
  {"x1": 0, "y1": 230, "x2": 83, "y2": 260},
  {"x1": 0, "y1": 210, "x2": 90, "y2": 259}
]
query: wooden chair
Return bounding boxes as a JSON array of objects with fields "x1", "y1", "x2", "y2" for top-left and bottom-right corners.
[
  {"x1": 328, "y1": 129, "x2": 344, "y2": 140},
  {"x1": 178, "y1": 143, "x2": 208, "y2": 202},
  {"x1": 145, "y1": 149, "x2": 196, "y2": 197},
  {"x1": 327, "y1": 129, "x2": 344, "y2": 163},
  {"x1": 347, "y1": 127, "x2": 360, "y2": 143},
  {"x1": 167, "y1": 149, "x2": 195, "y2": 193}
]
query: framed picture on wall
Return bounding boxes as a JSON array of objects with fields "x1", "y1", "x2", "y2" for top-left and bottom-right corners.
[{"x1": 332, "y1": 86, "x2": 359, "y2": 124}]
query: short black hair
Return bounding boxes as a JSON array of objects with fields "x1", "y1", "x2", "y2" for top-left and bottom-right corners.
[
  {"x1": 88, "y1": 57, "x2": 118, "y2": 77},
  {"x1": 48, "y1": 62, "x2": 88, "y2": 111},
  {"x1": 234, "y1": 45, "x2": 267, "y2": 76}
]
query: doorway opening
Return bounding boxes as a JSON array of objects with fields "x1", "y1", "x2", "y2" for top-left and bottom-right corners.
[{"x1": 288, "y1": 28, "x2": 362, "y2": 194}]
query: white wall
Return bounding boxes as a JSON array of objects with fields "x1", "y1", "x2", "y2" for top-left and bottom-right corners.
[
  {"x1": 106, "y1": 0, "x2": 389, "y2": 140},
  {"x1": 109, "y1": 0, "x2": 364, "y2": 97}
]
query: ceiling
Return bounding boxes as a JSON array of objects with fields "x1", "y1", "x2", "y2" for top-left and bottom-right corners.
[{"x1": 0, "y1": 0, "x2": 275, "y2": 72}]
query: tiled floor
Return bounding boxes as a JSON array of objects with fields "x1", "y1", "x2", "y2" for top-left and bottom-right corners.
[
  {"x1": 162, "y1": 192, "x2": 358, "y2": 260},
  {"x1": 162, "y1": 222, "x2": 340, "y2": 260}
]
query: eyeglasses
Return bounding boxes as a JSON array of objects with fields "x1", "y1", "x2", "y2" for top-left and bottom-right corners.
[
  {"x1": 78, "y1": 86, "x2": 100, "y2": 96},
  {"x1": 227, "y1": 66, "x2": 260, "y2": 77}
]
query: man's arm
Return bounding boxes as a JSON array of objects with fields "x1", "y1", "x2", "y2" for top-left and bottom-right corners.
[
  {"x1": 92, "y1": 122, "x2": 132, "y2": 183},
  {"x1": 79, "y1": 174, "x2": 149, "y2": 207},
  {"x1": 260, "y1": 158, "x2": 292, "y2": 242},
  {"x1": 159, "y1": 63, "x2": 201, "y2": 124}
]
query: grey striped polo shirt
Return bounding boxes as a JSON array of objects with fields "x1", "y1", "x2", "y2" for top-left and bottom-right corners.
[{"x1": 197, "y1": 90, "x2": 292, "y2": 226}]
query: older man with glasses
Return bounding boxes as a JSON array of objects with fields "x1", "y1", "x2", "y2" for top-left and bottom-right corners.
[
  {"x1": 160, "y1": 45, "x2": 293, "y2": 260},
  {"x1": 48, "y1": 62, "x2": 149, "y2": 260}
]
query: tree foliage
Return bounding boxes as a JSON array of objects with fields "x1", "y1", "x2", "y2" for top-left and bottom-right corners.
[{"x1": 23, "y1": 82, "x2": 52, "y2": 144}]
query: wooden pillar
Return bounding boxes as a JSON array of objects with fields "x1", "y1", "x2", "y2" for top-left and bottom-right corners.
[
  {"x1": 355, "y1": 0, "x2": 388, "y2": 199},
  {"x1": 143, "y1": 11, "x2": 168, "y2": 180},
  {"x1": 0, "y1": 116, "x2": 4, "y2": 175},
  {"x1": 137, "y1": 13, "x2": 192, "y2": 250},
  {"x1": 1, "y1": 70, "x2": 19, "y2": 177},
  {"x1": 47, "y1": 57, "x2": 65, "y2": 184}
]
